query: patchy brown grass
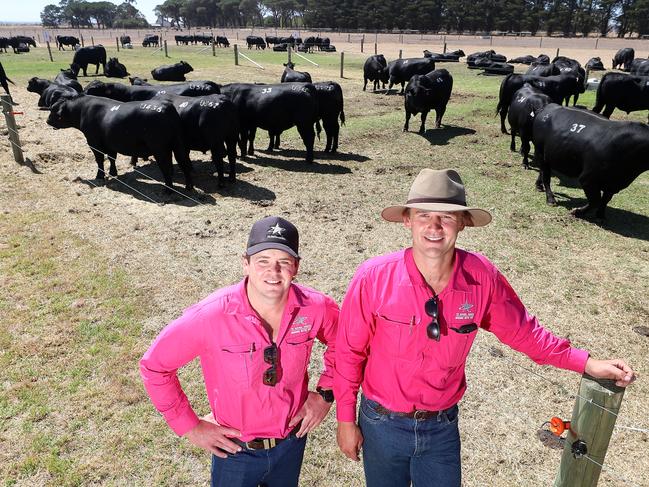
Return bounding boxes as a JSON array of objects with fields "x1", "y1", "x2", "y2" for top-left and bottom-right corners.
[{"x1": 0, "y1": 35, "x2": 647, "y2": 486}]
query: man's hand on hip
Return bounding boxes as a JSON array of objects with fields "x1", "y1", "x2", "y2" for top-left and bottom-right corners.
[
  {"x1": 289, "y1": 391, "x2": 332, "y2": 438},
  {"x1": 337, "y1": 421, "x2": 363, "y2": 461},
  {"x1": 184, "y1": 418, "x2": 242, "y2": 458}
]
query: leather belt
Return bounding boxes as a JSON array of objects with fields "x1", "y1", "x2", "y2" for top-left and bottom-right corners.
[
  {"x1": 233, "y1": 426, "x2": 300, "y2": 450},
  {"x1": 374, "y1": 404, "x2": 440, "y2": 420}
]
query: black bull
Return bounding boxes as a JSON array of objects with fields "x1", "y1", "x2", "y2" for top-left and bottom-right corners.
[{"x1": 532, "y1": 103, "x2": 649, "y2": 219}]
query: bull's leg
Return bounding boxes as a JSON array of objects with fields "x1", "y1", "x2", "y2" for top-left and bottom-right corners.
[
  {"x1": 331, "y1": 121, "x2": 340, "y2": 153},
  {"x1": 403, "y1": 110, "x2": 411, "y2": 132},
  {"x1": 571, "y1": 184, "x2": 601, "y2": 218},
  {"x1": 363, "y1": 78, "x2": 367, "y2": 91},
  {"x1": 267, "y1": 131, "x2": 275, "y2": 151},
  {"x1": 91, "y1": 148, "x2": 106, "y2": 180},
  {"x1": 541, "y1": 167, "x2": 556, "y2": 206},
  {"x1": 274, "y1": 133, "x2": 280, "y2": 149},
  {"x1": 573, "y1": 93, "x2": 579, "y2": 106},
  {"x1": 155, "y1": 153, "x2": 175, "y2": 188},
  {"x1": 237, "y1": 130, "x2": 247, "y2": 158},
  {"x1": 510, "y1": 130, "x2": 517, "y2": 152},
  {"x1": 296, "y1": 124, "x2": 315, "y2": 163},
  {"x1": 419, "y1": 111, "x2": 428, "y2": 134},
  {"x1": 602, "y1": 105, "x2": 615, "y2": 118},
  {"x1": 595, "y1": 191, "x2": 614, "y2": 219},
  {"x1": 500, "y1": 108, "x2": 508, "y2": 134},
  {"x1": 399, "y1": 82, "x2": 405, "y2": 95},
  {"x1": 226, "y1": 137, "x2": 237, "y2": 182},
  {"x1": 107, "y1": 152, "x2": 118, "y2": 177},
  {"x1": 322, "y1": 119, "x2": 333, "y2": 152},
  {"x1": 521, "y1": 138, "x2": 531, "y2": 169},
  {"x1": 434, "y1": 106, "x2": 446, "y2": 129},
  {"x1": 211, "y1": 145, "x2": 225, "y2": 187},
  {"x1": 387, "y1": 81, "x2": 394, "y2": 93},
  {"x1": 248, "y1": 128, "x2": 256, "y2": 156},
  {"x1": 130, "y1": 156, "x2": 138, "y2": 167},
  {"x1": 532, "y1": 148, "x2": 545, "y2": 191}
]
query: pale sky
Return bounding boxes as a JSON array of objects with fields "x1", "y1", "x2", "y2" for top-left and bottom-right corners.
[{"x1": 0, "y1": 0, "x2": 161, "y2": 24}]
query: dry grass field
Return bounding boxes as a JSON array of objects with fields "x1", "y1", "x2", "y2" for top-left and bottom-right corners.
[{"x1": 1, "y1": 31, "x2": 648, "y2": 487}]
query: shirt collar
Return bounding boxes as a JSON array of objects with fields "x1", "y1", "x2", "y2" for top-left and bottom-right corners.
[
  {"x1": 225, "y1": 278, "x2": 305, "y2": 317},
  {"x1": 404, "y1": 247, "x2": 475, "y2": 292}
]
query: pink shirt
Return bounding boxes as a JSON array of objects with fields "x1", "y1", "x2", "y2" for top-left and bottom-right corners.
[
  {"x1": 334, "y1": 248, "x2": 589, "y2": 422},
  {"x1": 140, "y1": 279, "x2": 339, "y2": 440}
]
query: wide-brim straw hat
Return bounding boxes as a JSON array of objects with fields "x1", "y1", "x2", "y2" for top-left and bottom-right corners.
[{"x1": 381, "y1": 168, "x2": 492, "y2": 227}]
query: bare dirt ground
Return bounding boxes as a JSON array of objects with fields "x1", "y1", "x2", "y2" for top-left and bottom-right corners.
[{"x1": 1, "y1": 32, "x2": 648, "y2": 486}]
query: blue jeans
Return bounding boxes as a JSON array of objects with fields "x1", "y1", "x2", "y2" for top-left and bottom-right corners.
[
  {"x1": 359, "y1": 395, "x2": 461, "y2": 487},
  {"x1": 210, "y1": 434, "x2": 307, "y2": 487}
]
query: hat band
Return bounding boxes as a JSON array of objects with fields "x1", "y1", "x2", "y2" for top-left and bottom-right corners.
[{"x1": 406, "y1": 197, "x2": 467, "y2": 206}]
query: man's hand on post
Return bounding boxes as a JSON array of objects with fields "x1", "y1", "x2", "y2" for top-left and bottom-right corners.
[
  {"x1": 184, "y1": 417, "x2": 242, "y2": 458},
  {"x1": 585, "y1": 358, "x2": 637, "y2": 387},
  {"x1": 289, "y1": 391, "x2": 332, "y2": 438},
  {"x1": 337, "y1": 421, "x2": 363, "y2": 461}
]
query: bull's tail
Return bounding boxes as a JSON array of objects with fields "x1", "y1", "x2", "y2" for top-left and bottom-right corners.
[
  {"x1": 495, "y1": 73, "x2": 513, "y2": 116},
  {"x1": 340, "y1": 110, "x2": 346, "y2": 126},
  {"x1": 316, "y1": 120, "x2": 322, "y2": 140}
]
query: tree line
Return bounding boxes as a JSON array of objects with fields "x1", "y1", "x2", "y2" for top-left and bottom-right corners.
[{"x1": 41, "y1": 0, "x2": 649, "y2": 37}]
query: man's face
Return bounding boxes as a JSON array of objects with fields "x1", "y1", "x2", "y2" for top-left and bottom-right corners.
[
  {"x1": 403, "y1": 209, "x2": 465, "y2": 260},
  {"x1": 243, "y1": 249, "x2": 299, "y2": 302}
]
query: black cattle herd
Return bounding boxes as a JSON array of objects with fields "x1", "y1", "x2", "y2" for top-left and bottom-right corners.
[{"x1": 0, "y1": 38, "x2": 647, "y2": 220}]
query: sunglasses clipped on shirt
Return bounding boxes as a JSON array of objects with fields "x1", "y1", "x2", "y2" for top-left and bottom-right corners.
[
  {"x1": 425, "y1": 295, "x2": 441, "y2": 342},
  {"x1": 263, "y1": 343, "x2": 282, "y2": 386}
]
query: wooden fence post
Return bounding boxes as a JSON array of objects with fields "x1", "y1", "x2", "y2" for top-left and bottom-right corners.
[
  {"x1": 91, "y1": 36, "x2": 94, "y2": 46},
  {"x1": 556, "y1": 47, "x2": 560, "y2": 58},
  {"x1": 116, "y1": 37, "x2": 120, "y2": 52},
  {"x1": 554, "y1": 375, "x2": 626, "y2": 487},
  {"x1": 288, "y1": 45, "x2": 292, "y2": 63},
  {"x1": 340, "y1": 51, "x2": 344, "y2": 78},
  {"x1": 361, "y1": 38, "x2": 364, "y2": 53},
  {"x1": 1, "y1": 94, "x2": 25, "y2": 165},
  {"x1": 234, "y1": 44, "x2": 239, "y2": 65},
  {"x1": 80, "y1": 34, "x2": 84, "y2": 47},
  {"x1": 540, "y1": 36, "x2": 543, "y2": 48},
  {"x1": 595, "y1": 38, "x2": 599, "y2": 49},
  {"x1": 399, "y1": 49, "x2": 402, "y2": 59},
  {"x1": 443, "y1": 42, "x2": 447, "y2": 53},
  {"x1": 212, "y1": 40, "x2": 216, "y2": 56},
  {"x1": 164, "y1": 40, "x2": 168, "y2": 57},
  {"x1": 46, "y1": 41, "x2": 54, "y2": 62},
  {"x1": 374, "y1": 42, "x2": 377, "y2": 55}
]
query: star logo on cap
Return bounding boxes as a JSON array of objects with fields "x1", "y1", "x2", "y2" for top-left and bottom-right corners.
[{"x1": 268, "y1": 223, "x2": 285, "y2": 237}]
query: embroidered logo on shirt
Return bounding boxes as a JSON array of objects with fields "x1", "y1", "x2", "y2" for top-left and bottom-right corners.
[
  {"x1": 455, "y1": 301, "x2": 475, "y2": 320},
  {"x1": 290, "y1": 316, "x2": 312, "y2": 334}
]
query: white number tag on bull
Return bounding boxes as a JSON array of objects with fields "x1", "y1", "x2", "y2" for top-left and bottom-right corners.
[
  {"x1": 403, "y1": 60, "x2": 409, "y2": 64},
  {"x1": 139, "y1": 103, "x2": 163, "y2": 113},
  {"x1": 517, "y1": 95, "x2": 527, "y2": 103},
  {"x1": 261, "y1": 87, "x2": 272, "y2": 94},
  {"x1": 110, "y1": 105, "x2": 120, "y2": 111},
  {"x1": 156, "y1": 90, "x2": 166, "y2": 95},
  {"x1": 189, "y1": 84, "x2": 207, "y2": 90},
  {"x1": 569, "y1": 123, "x2": 586, "y2": 133},
  {"x1": 179, "y1": 101, "x2": 189, "y2": 108},
  {"x1": 291, "y1": 85, "x2": 308, "y2": 92},
  {"x1": 199, "y1": 100, "x2": 220, "y2": 108}
]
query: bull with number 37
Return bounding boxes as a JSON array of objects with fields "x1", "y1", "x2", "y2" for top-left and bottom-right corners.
[{"x1": 531, "y1": 103, "x2": 649, "y2": 219}]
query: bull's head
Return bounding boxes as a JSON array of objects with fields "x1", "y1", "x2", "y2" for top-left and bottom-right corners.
[
  {"x1": 70, "y1": 63, "x2": 81, "y2": 76},
  {"x1": 180, "y1": 61, "x2": 194, "y2": 73},
  {"x1": 47, "y1": 98, "x2": 74, "y2": 129},
  {"x1": 84, "y1": 80, "x2": 109, "y2": 96},
  {"x1": 26, "y1": 77, "x2": 47, "y2": 94}
]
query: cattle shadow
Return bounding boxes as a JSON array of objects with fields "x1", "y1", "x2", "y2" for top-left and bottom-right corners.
[
  {"x1": 416, "y1": 125, "x2": 476, "y2": 145},
  {"x1": 552, "y1": 192, "x2": 649, "y2": 240},
  {"x1": 244, "y1": 150, "x2": 355, "y2": 174},
  {"x1": 525, "y1": 167, "x2": 582, "y2": 190}
]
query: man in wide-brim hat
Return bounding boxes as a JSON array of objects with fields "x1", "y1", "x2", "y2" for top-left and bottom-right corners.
[{"x1": 334, "y1": 168, "x2": 635, "y2": 487}]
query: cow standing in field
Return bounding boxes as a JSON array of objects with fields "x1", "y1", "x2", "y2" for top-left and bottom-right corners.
[
  {"x1": 496, "y1": 73, "x2": 583, "y2": 133},
  {"x1": 8, "y1": 36, "x2": 36, "y2": 53},
  {"x1": 119, "y1": 35, "x2": 131, "y2": 47},
  {"x1": 151, "y1": 61, "x2": 193, "y2": 82},
  {"x1": 56, "y1": 35, "x2": 79, "y2": 51},
  {"x1": 612, "y1": 48, "x2": 634, "y2": 70},
  {"x1": 506, "y1": 84, "x2": 552, "y2": 168},
  {"x1": 585, "y1": 57, "x2": 605, "y2": 71},
  {"x1": 281, "y1": 62, "x2": 312, "y2": 83},
  {"x1": 216, "y1": 36, "x2": 229, "y2": 47},
  {"x1": 403, "y1": 68, "x2": 453, "y2": 133},
  {"x1": 70, "y1": 45, "x2": 107, "y2": 76},
  {"x1": 142, "y1": 35, "x2": 159, "y2": 47},
  {"x1": 592, "y1": 72, "x2": 649, "y2": 121},
  {"x1": 84, "y1": 80, "x2": 220, "y2": 101},
  {"x1": 220, "y1": 82, "x2": 319, "y2": 163},
  {"x1": 363, "y1": 54, "x2": 389, "y2": 91},
  {"x1": 532, "y1": 103, "x2": 649, "y2": 218},
  {"x1": 387, "y1": 57, "x2": 436, "y2": 94},
  {"x1": 550, "y1": 56, "x2": 587, "y2": 105},
  {"x1": 46, "y1": 95, "x2": 193, "y2": 190},
  {"x1": 246, "y1": 36, "x2": 266, "y2": 50}
]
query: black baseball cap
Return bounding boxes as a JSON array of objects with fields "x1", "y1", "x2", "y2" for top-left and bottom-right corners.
[{"x1": 246, "y1": 216, "x2": 300, "y2": 259}]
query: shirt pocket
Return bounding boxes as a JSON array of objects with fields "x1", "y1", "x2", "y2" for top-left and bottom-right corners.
[
  {"x1": 284, "y1": 332, "x2": 315, "y2": 385},
  {"x1": 437, "y1": 322, "x2": 479, "y2": 368},
  {"x1": 374, "y1": 311, "x2": 420, "y2": 360},
  {"x1": 220, "y1": 342, "x2": 256, "y2": 386}
]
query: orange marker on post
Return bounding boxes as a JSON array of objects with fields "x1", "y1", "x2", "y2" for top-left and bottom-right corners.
[{"x1": 549, "y1": 417, "x2": 571, "y2": 436}]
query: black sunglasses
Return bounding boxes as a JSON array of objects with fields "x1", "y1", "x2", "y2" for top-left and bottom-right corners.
[
  {"x1": 263, "y1": 343, "x2": 282, "y2": 386},
  {"x1": 425, "y1": 296, "x2": 441, "y2": 341}
]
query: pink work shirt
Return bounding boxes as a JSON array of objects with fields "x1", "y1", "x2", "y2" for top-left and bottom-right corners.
[
  {"x1": 140, "y1": 279, "x2": 339, "y2": 440},
  {"x1": 334, "y1": 248, "x2": 589, "y2": 422}
]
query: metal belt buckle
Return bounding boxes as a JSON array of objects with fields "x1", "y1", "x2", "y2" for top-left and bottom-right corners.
[
  {"x1": 414, "y1": 410, "x2": 426, "y2": 420},
  {"x1": 262, "y1": 438, "x2": 276, "y2": 449}
]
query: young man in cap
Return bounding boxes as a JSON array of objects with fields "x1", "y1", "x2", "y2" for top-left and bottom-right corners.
[
  {"x1": 334, "y1": 169, "x2": 635, "y2": 487},
  {"x1": 141, "y1": 216, "x2": 338, "y2": 487}
]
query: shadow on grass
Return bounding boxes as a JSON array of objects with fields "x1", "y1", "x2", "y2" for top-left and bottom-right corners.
[
  {"x1": 244, "y1": 150, "x2": 359, "y2": 173},
  {"x1": 553, "y1": 192, "x2": 649, "y2": 240},
  {"x1": 414, "y1": 124, "x2": 477, "y2": 145},
  {"x1": 86, "y1": 159, "x2": 275, "y2": 206}
]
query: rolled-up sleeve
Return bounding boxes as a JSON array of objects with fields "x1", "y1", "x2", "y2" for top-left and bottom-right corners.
[
  {"x1": 334, "y1": 269, "x2": 375, "y2": 422},
  {"x1": 482, "y1": 270, "x2": 589, "y2": 373},
  {"x1": 315, "y1": 298, "x2": 340, "y2": 390},
  {"x1": 139, "y1": 309, "x2": 207, "y2": 436}
]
